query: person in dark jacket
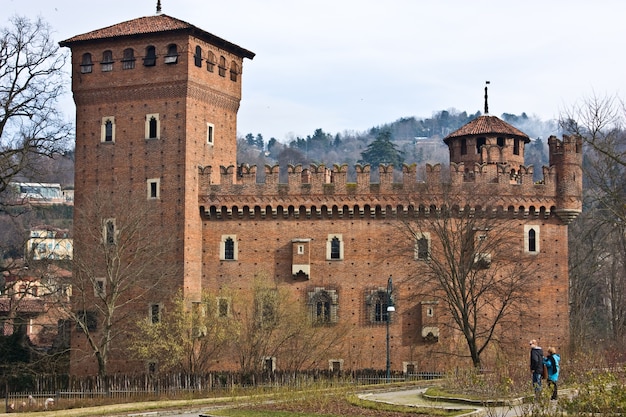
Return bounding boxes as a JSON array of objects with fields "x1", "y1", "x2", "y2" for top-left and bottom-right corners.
[
  {"x1": 529, "y1": 339, "x2": 544, "y2": 395},
  {"x1": 544, "y1": 346, "x2": 561, "y2": 400}
]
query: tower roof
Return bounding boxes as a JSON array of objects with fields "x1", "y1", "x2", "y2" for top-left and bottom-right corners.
[
  {"x1": 59, "y1": 13, "x2": 255, "y2": 60},
  {"x1": 443, "y1": 115, "x2": 530, "y2": 145}
]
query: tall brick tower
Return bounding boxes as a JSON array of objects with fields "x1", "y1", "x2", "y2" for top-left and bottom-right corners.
[{"x1": 60, "y1": 8, "x2": 254, "y2": 374}]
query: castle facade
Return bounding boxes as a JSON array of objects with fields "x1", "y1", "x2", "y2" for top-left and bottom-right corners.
[{"x1": 61, "y1": 10, "x2": 581, "y2": 376}]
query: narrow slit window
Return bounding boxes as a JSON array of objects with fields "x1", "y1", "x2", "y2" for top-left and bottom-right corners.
[{"x1": 207, "y1": 123, "x2": 214, "y2": 145}]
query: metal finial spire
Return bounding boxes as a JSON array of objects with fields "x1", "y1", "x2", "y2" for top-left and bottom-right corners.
[
  {"x1": 484, "y1": 81, "x2": 490, "y2": 114},
  {"x1": 156, "y1": 0, "x2": 162, "y2": 14}
]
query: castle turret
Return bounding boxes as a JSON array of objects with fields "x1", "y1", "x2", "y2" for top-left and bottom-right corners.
[
  {"x1": 443, "y1": 84, "x2": 530, "y2": 172},
  {"x1": 548, "y1": 134, "x2": 583, "y2": 224}
]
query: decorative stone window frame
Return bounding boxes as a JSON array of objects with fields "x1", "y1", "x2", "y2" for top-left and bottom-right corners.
[
  {"x1": 220, "y1": 234, "x2": 238, "y2": 261},
  {"x1": 307, "y1": 287, "x2": 339, "y2": 324},
  {"x1": 524, "y1": 225, "x2": 540, "y2": 254},
  {"x1": 326, "y1": 234, "x2": 344, "y2": 261},
  {"x1": 145, "y1": 113, "x2": 160, "y2": 140},
  {"x1": 366, "y1": 289, "x2": 393, "y2": 324},
  {"x1": 147, "y1": 178, "x2": 160, "y2": 200}
]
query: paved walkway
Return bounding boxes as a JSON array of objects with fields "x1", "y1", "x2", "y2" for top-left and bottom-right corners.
[{"x1": 359, "y1": 387, "x2": 554, "y2": 417}]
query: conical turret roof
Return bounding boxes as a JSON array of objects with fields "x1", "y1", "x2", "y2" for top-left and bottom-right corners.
[{"x1": 443, "y1": 115, "x2": 529, "y2": 145}]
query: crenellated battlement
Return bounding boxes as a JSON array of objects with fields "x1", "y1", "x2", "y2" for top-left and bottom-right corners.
[{"x1": 198, "y1": 135, "x2": 582, "y2": 223}]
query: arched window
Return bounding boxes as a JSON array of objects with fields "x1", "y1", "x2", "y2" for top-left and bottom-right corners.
[
  {"x1": 230, "y1": 61, "x2": 239, "y2": 81},
  {"x1": 326, "y1": 234, "x2": 343, "y2": 260},
  {"x1": 308, "y1": 288, "x2": 338, "y2": 324},
  {"x1": 104, "y1": 120, "x2": 113, "y2": 141},
  {"x1": 145, "y1": 113, "x2": 160, "y2": 139},
  {"x1": 476, "y1": 137, "x2": 486, "y2": 154},
  {"x1": 80, "y1": 53, "x2": 93, "y2": 73},
  {"x1": 206, "y1": 51, "x2": 216, "y2": 72},
  {"x1": 194, "y1": 46, "x2": 203, "y2": 67},
  {"x1": 143, "y1": 46, "x2": 156, "y2": 66},
  {"x1": 528, "y1": 228, "x2": 536, "y2": 252},
  {"x1": 122, "y1": 48, "x2": 135, "y2": 69},
  {"x1": 149, "y1": 116, "x2": 158, "y2": 138},
  {"x1": 220, "y1": 235, "x2": 238, "y2": 260},
  {"x1": 101, "y1": 50, "x2": 113, "y2": 72},
  {"x1": 101, "y1": 117, "x2": 115, "y2": 142},
  {"x1": 218, "y1": 56, "x2": 226, "y2": 77},
  {"x1": 524, "y1": 225, "x2": 540, "y2": 254},
  {"x1": 369, "y1": 290, "x2": 393, "y2": 323},
  {"x1": 164, "y1": 44, "x2": 178, "y2": 64},
  {"x1": 224, "y1": 237, "x2": 234, "y2": 260}
]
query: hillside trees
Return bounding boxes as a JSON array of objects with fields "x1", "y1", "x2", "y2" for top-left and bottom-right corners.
[
  {"x1": 0, "y1": 16, "x2": 71, "y2": 201},
  {"x1": 400, "y1": 188, "x2": 539, "y2": 368}
]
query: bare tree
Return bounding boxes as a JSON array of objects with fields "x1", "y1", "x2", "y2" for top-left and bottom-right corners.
[
  {"x1": 562, "y1": 93, "x2": 626, "y2": 346},
  {"x1": 401, "y1": 194, "x2": 538, "y2": 368},
  {"x1": 225, "y1": 275, "x2": 349, "y2": 373},
  {"x1": 0, "y1": 16, "x2": 71, "y2": 200},
  {"x1": 68, "y1": 192, "x2": 180, "y2": 377}
]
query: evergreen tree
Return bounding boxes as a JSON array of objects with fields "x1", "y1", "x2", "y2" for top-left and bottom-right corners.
[{"x1": 358, "y1": 130, "x2": 404, "y2": 168}]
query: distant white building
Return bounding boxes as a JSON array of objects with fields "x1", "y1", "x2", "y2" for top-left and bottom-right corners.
[
  {"x1": 9, "y1": 182, "x2": 73, "y2": 205},
  {"x1": 26, "y1": 228, "x2": 73, "y2": 261}
]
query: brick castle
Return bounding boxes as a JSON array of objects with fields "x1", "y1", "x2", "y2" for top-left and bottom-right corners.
[{"x1": 60, "y1": 8, "x2": 582, "y2": 375}]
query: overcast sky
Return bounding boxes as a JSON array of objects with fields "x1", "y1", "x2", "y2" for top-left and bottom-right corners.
[{"x1": 5, "y1": 0, "x2": 626, "y2": 141}]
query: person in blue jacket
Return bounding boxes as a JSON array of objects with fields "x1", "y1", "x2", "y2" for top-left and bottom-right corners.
[{"x1": 544, "y1": 346, "x2": 561, "y2": 400}]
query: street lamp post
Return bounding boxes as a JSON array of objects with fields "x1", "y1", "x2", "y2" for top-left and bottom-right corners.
[{"x1": 386, "y1": 276, "x2": 395, "y2": 382}]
